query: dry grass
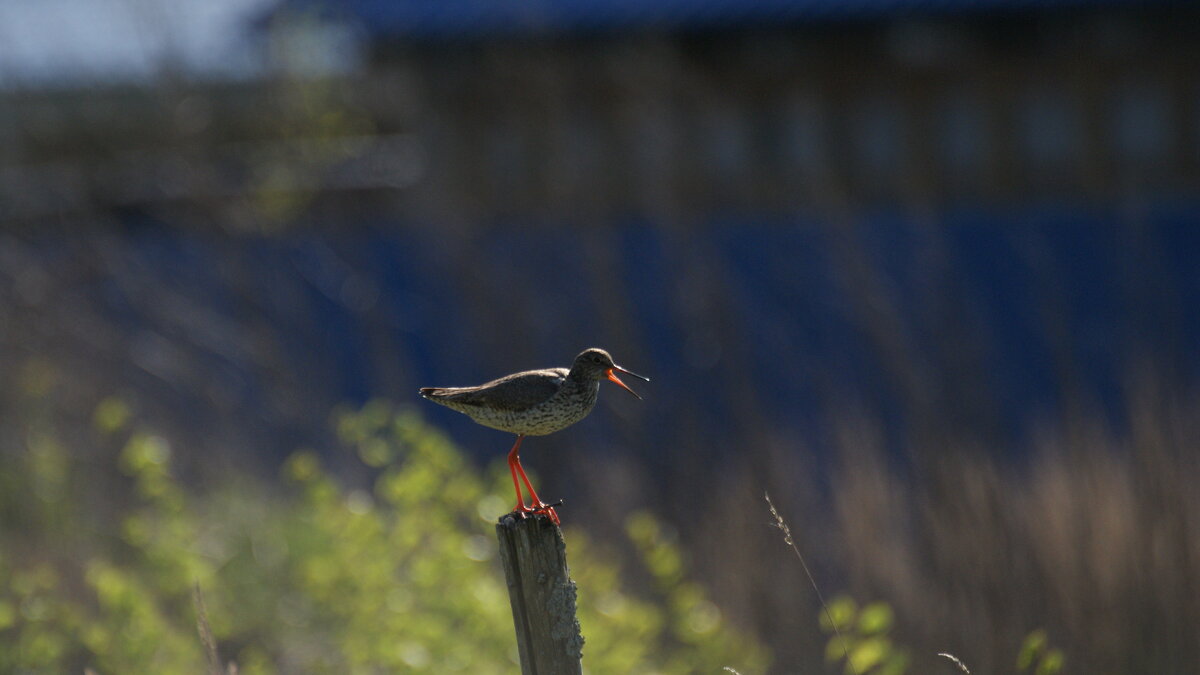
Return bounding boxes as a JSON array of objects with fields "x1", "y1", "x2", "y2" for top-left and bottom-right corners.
[
  {"x1": 937, "y1": 652, "x2": 971, "y2": 673},
  {"x1": 829, "y1": 389, "x2": 1200, "y2": 673},
  {"x1": 670, "y1": 385, "x2": 1200, "y2": 674},
  {"x1": 193, "y1": 583, "x2": 237, "y2": 675},
  {"x1": 765, "y1": 492, "x2": 859, "y2": 675}
]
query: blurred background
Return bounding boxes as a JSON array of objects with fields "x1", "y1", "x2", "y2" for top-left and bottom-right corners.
[{"x1": 3, "y1": 0, "x2": 1199, "y2": 673}]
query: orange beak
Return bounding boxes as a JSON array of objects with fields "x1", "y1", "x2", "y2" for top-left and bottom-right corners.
[{"x1": 606, "y1": 365, "x2": 649, "y2": 400}]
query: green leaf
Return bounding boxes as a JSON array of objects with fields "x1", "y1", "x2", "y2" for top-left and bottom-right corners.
[
  {"x1": 1018, "y1": 629, "x2": 1047, "y2": 670},
  {"x1": 857, "y1": 602, "x2": 894, "y2": 635},
  {"x1": 879, "y1": 651, "x2": 910, "y2": 675},
  {"x1": 93, "y1": 397, "x2": 132, "y2": 434},
  {"x1": 820, "y1": 596, "x2": 858, "y2": 633},
  {"x1": 0, "y1": 600, "x2": 14, "y2": 630},
  {"x1": 825, "y1": 635, "x2": 853, "y2": 664},
  {"x1": 1036, "y1": 649, "x2": 1065, "y2": 675},
  {"x1": 357, "y1": 437, "x2": 394, "y2": 467},
  {"x1": 848, "y1": 636, "x2": 891, "y2": 673}
]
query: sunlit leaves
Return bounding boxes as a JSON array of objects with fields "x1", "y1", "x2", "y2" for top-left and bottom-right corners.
[
  {"x1": 622, "y1": 510, "x2": 769, "y2": 672},
  {"x1": 819, "y1": 596, "x2": 909, "y2": 675},
  {"x1": 93, "y1": 396, "x2": 133, "y2": 434},
  {"x1": 857, "y1": 602, "x2": 894, "y2": 635},
  {"x1": 0, "y1": 402, "x2": 767, "y2": 673},
  {"x1": 1018, "y1": 629, "x2": 1065, "y2": 675},
  {"x1": 820, "y1": 596, "x2": 858, "y2": 633}
]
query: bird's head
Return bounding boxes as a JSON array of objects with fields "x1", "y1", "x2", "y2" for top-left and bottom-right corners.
[{"x1": 572, "y1": 348, "x2": 649, "y2": 399}]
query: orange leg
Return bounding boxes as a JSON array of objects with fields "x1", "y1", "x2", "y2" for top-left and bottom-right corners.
[
  {"x1": 508, "y1": 435, "x2": 560, "y2": 525},
  {"x1": 507, "y1": 435, "x2": 531, "y2": 513}
]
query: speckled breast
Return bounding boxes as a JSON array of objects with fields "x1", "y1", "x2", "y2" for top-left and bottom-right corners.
[{"x1": 466, "y1": 381, "x2": 599, "y2": 436}]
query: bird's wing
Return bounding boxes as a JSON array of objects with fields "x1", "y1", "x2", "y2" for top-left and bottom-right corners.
[{"x1": 424, "y1": 368, "x2": 568, "y2": 411}]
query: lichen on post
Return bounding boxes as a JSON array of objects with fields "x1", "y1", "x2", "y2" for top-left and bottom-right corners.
[{"x1": 495, "y1": 512, "x2": 584, "y2": 675}]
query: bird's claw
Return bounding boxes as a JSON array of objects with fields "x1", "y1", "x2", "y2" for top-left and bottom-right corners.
[
  {"x1": 510, "y1": 500, "x2": 562, "y2": 525},
  {"x1": 535, "y1": 502, "x2": 561, "y2": 523}
]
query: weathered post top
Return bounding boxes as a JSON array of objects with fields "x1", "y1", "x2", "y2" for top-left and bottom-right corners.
[{"x1": 495, "y1": 513, "x2": 584, "y2": 675}]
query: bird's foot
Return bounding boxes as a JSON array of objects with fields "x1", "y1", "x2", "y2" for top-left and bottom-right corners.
[
  {"x1": 509, "y1": 501, "x2": 562, "y2": 526},
  {"x1": 530, "y1": 500, "x2": 562, "y2": 526}
]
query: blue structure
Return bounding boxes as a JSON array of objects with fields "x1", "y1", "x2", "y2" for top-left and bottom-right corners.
[
  {"x1": 272, "y1": 0, "x2": 1179, "y2": 38},
  {"x1": 228, "y1": 0, "x2": 1200, "y2": 468}
]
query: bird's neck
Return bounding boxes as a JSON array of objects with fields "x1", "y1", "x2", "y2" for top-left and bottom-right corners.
[{"x1": 566, "y1": 368, "x2": 598, "y2": 387}]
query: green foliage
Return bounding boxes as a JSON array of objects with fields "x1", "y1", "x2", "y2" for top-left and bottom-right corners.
[
  {"x1": 624, "y1": 512, "x2": 769, "y2": 673},
  {"x1": 0, "y1": 400, "x2": 768, "y2": 673},
  {"x1": 814, "y1": 598, "x2": 1065, "y2": 675},
  {"x1": 819, "y1": 596, "x2": 909, "y2": 675},
  {"x1": 1018, "y1": 630, "x2": 1065, "y2": 675}
]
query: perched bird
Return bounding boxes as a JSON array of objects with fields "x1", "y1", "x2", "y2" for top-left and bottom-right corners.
[{"x1": 419, "y1": 347, "x2": 648, "y2": 525}]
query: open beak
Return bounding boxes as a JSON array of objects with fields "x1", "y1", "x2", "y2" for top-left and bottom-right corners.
[{"x1": 606, "y1": 365, "x2": 650, "y2": 400}]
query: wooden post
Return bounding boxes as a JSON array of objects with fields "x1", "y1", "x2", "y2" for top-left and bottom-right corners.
[{"x1": 495, "y1": 513, "x2": 584, "y2": 675}]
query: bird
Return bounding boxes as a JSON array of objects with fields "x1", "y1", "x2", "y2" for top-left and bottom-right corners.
[{"x1": 419, "y1": 347, "x2": 648, "y2": 525}]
